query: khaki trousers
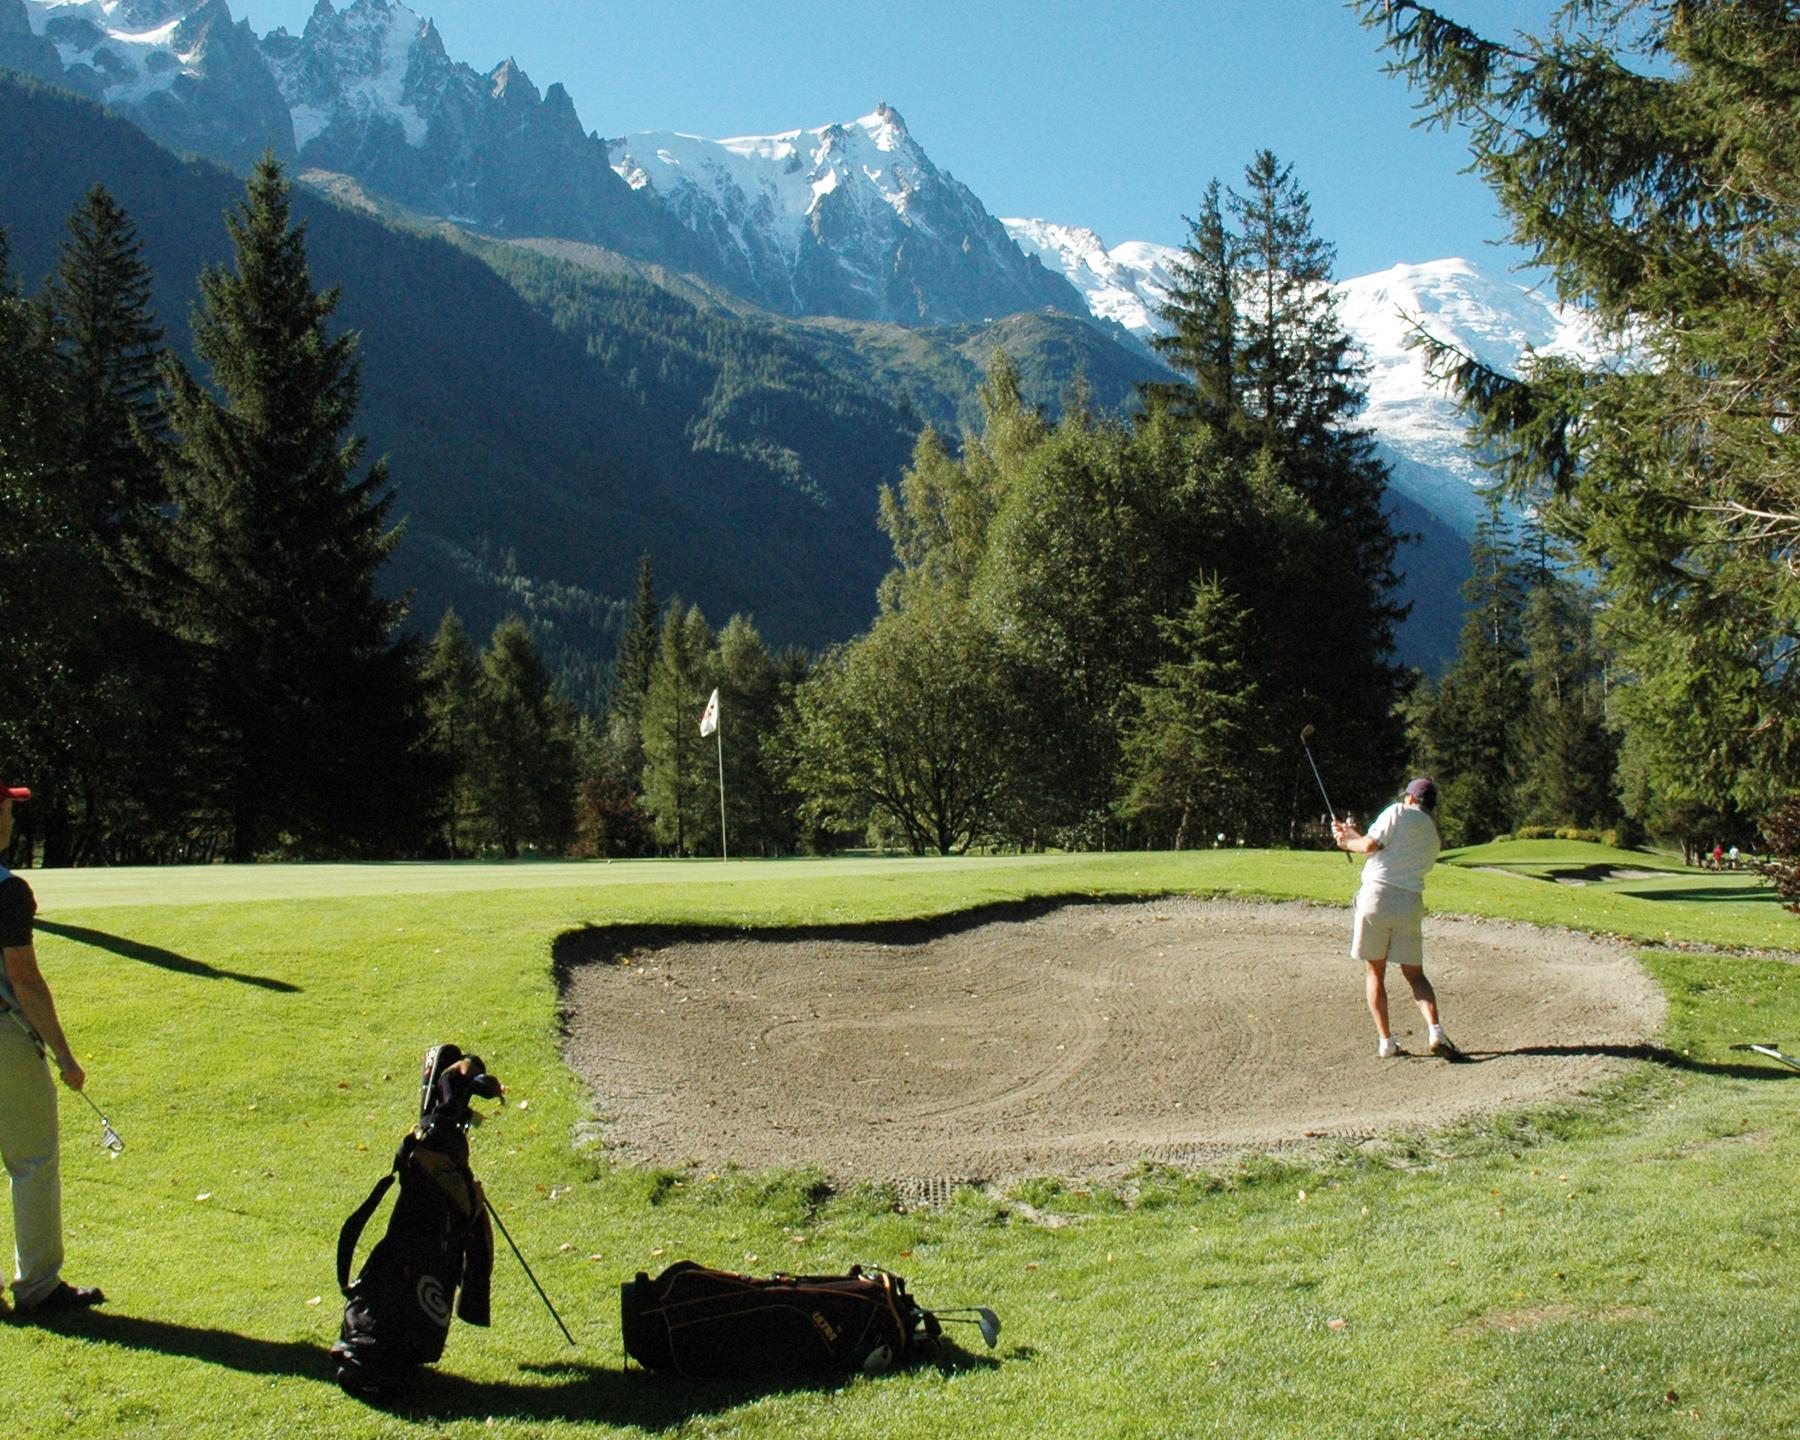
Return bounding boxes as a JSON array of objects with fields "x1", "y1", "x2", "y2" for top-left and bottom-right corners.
[{"x1": 0, "y1": 1020, "x2": 63, "y2": 1307}]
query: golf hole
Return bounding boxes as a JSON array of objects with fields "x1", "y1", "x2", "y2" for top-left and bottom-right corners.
[{"x1": 557, "y1": 897, "x2": 1662, "y2": 1186}]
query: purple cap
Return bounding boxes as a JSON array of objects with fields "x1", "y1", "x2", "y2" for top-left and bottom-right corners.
[{"x1": 1404, "y1": 777, "x2": 1436, "y2": 809}]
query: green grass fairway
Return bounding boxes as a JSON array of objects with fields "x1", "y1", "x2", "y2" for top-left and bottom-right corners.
[{"x1": 10, "y1": 845, "x2": 1800, "y2": 1439}]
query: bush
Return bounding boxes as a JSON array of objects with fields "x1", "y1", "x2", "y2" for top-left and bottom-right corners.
[{"x1": 1751, "y1": 800, "x2": 1800, "y2": 915}]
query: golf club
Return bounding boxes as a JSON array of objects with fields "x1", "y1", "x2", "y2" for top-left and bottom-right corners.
[
  {"x1": 1, "y1": 998, "x2": 124, "y2": 1152},
  {"x1": 1729, "y1": 1042, "x2": 1800, "y2": 1072},
  {"x1": 934, "y1": 1306, "x2": 1002, "y2": 1348},
  {"x1": 1299, "y1": 724, "x2": 1353, "y2": 865},
  {"x1": 482, "y1": 1193, "x2": 577, "y2": 1347}
]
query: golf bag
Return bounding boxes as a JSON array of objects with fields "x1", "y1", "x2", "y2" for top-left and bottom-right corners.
[
  {"x1": 620, "y1": 1262, "x2": 941, "y2": 1378},
  {"x1": 329, "y1": 1045, "x2": 502, "y2": 1397}
]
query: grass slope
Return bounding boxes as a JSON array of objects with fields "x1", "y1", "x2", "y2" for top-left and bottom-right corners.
[{"x1": 10, "y1": 843, "x2": 1800, "y2": 1439}]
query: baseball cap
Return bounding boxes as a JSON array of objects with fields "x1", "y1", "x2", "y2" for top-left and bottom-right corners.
[
  {"x1": 1403, "y1": 777, "x2": 1437, "y2": 809},
  {"x1": 1, "y1": 777, "x2": 31, "y2": 801}
]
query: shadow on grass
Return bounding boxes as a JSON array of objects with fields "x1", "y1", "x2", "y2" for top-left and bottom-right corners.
[
  {"x1": 1616, "y1": 886, "x2": 1782, "y2": 905},
  {"x1": 38, "y1": 1312, "x2": 997, "y2": 1430},
  {"x1": 553, "y1": 894, "x2": 1122, "y2": 978},
  {"x1": 1459, "y1": 1042, "x2": 1790, "y2": 1080},
  {"x1": 35, "y1": 920, "x2": 300, "y2": 992},
  {"x1": 390, "y1": 1342, "x2": 999, "y2": 1429}
]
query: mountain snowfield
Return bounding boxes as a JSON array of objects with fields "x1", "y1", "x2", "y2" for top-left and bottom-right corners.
[
  {"x1": 607, "y1": 103, "x2": 1082, "y2": 323},
  {"x1": 1004, "y1": 221, "x2": 1605, "y2": 535}
]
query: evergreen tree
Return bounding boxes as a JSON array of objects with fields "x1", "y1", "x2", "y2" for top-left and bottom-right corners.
[
  {"x1": 1514, "y1": 552, "x2": 1619, "y2": 832},
  {"x1": 422, "y1": 608, "x2": 484, "y2": 856},
  {"x1": 150, "y1": 156, "x2": 434, "y2": 858},
  {"x1": 1359, "y1": 0, "x2": 1800, "y2": 810},
  {"x1": 0, "y1": 232, "x2": 72, "y2": 865},
  {"x1": 640, "y1": 601, "x2": 714, "y2": 854},
  {"x1": 1144, "y1": 180, "x2": 1237, "y2": 432},
  {"x1": 470, "y1": 617, "x2": 577, "y2": 857},
  {"x1": 30, "y1": 186, "x2": 174, "y2": 864},
  {"x1": 1116, "y1": 577, "x2": 1275, "y2": 848},
  {"x1": 44, "y1": 184, "x2": 165, "y2": 530},
  {"x1": 1419, "y1": 504, "x2": 1530, "y2": 846},
  {"x1": 709, "y1": 613, "x2": 798, "y2": 856},
  {"x1": 1143, "y1": 152, "x2": 1408, "y2": 815},
  {"x1": 612, "y1": 552, "x2": 659, "y2": 726}
]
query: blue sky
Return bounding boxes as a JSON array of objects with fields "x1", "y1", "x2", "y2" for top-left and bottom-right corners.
[{"x1": 234, "y1": 0, "x2": 1561, "y2": 279}]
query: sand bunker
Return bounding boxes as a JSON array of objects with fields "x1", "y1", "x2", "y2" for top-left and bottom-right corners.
[{"x1": 557, "y1": 897, "x2": 1662, "y2": 1186}]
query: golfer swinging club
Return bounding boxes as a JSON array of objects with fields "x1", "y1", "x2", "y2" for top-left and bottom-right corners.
[{"x1": 1333, "y1": 778, "x2": 1456, "y2": 1059}]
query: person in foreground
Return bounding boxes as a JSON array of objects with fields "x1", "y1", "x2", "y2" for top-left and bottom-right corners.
[
  {"x1": 0, "y1": 777, "x2": 106, "y2": 1317},
  {"x1": 1333, "y1": 777, "x2": 1457, "y2": 1059}
]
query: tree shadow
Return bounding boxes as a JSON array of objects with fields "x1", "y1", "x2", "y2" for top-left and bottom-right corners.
[
  {"x1": 23, "y1": 1310, "x2": 999, "y2": 1430},
  {"x1": 35, "y1": 920, "x2": 300, "y2": 992},
  {"x1": 554, "y1": 894, "x2": 1126, "y2": 979},
  {"x1": 1457, "y1": 1042, "x2": 1788, "y2": 1079}
]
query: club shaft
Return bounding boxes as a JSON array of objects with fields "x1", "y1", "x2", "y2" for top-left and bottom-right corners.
[
  {"x1": 483, "y1": 1193, "x2": 576, "y2": 1346},
  {"x1": 1300, "y1": 734, "x2": 1355, "y2": 864}
]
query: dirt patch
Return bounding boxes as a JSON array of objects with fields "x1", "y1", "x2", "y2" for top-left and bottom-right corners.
[{"x1": 557, "y1": 897, "x2": 1663, "y2": 1186}]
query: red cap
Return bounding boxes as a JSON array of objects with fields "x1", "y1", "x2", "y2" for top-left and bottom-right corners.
[{"x1": 1, "y1": 779, "x2": 30, "y2": 801}]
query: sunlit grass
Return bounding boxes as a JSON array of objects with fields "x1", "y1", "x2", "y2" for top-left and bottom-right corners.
[{"x1": 9, "y1": 844, "x2": 1799, "y2": 1438}]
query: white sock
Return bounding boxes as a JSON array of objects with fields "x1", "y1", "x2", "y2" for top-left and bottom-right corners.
[{"x1": 1429, "y1": 1024, "x2": 1446, "y2": 1042}]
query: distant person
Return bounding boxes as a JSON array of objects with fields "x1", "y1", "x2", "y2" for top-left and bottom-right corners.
[
  {"x1": 1729, "y1": 845, "x2": 1740, "y2": 869},
  {"x1": 0, "y1": 776, "x2": 106, "y2": 1317},
  {"x1": 1711, "y1": 843, "x2": 1725, "y2": 870},
  {"x1": 1333, "y1": 778, "x2": 1456, "y2": 1059}
]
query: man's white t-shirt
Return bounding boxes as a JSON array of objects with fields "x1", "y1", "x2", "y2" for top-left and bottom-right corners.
[{"x1": 1359, "y1": 802, "x2": 1440, "y2": 894}]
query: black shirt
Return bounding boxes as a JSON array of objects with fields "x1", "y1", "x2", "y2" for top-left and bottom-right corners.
[{"x1": 0, "y1": 872, "x2": 36, "y2": 949}]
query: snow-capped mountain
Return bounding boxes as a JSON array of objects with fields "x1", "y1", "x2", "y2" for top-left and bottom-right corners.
[
  {"x1": 1006, "y1": 220, "x2": 1604, "y2": 535},
  {"x1": 608, "y1": 105, "x2": 1086, "y2": 324},
  {"x1": 12, "y1": 0, "x2": 672, "y2": 250}
]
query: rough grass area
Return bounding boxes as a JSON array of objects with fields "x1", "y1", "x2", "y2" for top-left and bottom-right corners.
[{"x1": 9, "y1": 844, "x2": 1799, "y2": 1439}]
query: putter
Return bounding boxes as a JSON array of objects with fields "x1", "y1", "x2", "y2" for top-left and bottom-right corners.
[
  {"x1": 1, "y1": 998, "x2": 124, "y2": 1152},
  {"x1": 1299, "y1": 724, "x2": 1353, "y2": 865},
  {"x1": 483, "y1": 1193, "x2": 577, "y2": 1347},
  {"x1": 1729, "y1": 1042, "x2": 1800, "y2": 1072}
]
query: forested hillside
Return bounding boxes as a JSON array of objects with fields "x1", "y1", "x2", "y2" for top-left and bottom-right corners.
[{"x1": 0, "y1": 73, "x2": 913, "y2": 682}]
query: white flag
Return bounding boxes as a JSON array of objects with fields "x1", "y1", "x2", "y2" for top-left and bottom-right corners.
[{"x1": 699, "y1": 688, "x2": 719, "y2": 737}]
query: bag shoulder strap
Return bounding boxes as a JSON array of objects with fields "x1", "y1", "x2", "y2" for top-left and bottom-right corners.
[{"x1": 336, "y1": 1169, "x2": 398, "y2": 1294}]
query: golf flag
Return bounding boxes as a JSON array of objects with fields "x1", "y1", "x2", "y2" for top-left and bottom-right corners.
[{"x1": 699, "y1": 688, "x2": 719, "y2": 737}]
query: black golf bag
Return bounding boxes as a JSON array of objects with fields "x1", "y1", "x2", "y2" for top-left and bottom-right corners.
[
  {"x1": 621, "y1": 1262, "x2": 941, "y2": 1378},
  {"x1": 329, "y1": 1045, "x2": 503, "y2": 1397}
]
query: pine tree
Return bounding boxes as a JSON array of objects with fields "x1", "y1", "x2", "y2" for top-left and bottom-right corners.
[
  {"x1": 710, "y1": 613, "x2": 797, "y2": 856},
  {"x1": 1514, "y1": 547, "x2": 1619, "y2": 832},
  {"x1": 1116, "y1": 577, "x2": 1275, "y2": 848},
  {"x1": 470, "y1": 618, "x2": 577, "y2": 858},
  {"x1": 150, "y1": 156, "x2": 434, "y2": 858},
  {"x1": 0, "y1": 232, "x2": 72, "y2": 865},
  {"x1": 29, "y1": 186, "x2": 174, "y2": 864},
  {"x1": 640, "y1": 601, "x2": 715, "y2": 854},
  {"x1": 44, "y1": 184, "x2": 165, "y2": 531},
  {"x1": 1419, "y1": 504, "x2": 1530, "y2": 846},
  {"x1": 422, "y1": 609, "x2": 484, "y2": 856},
  {"x1": 1144, "y1": 180, "x2": 1237, "y2": 432},
  {"x1": 613, "y1": 553, "x2": 659, "y2": 722},
  {"x1": 1358, "y1": 0, "x2": 1800, "y2": 811}
]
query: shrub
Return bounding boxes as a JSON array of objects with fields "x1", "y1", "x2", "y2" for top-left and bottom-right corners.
[{"x1": 1751, "y1": 800, "x2": 1800, "y2": 915}]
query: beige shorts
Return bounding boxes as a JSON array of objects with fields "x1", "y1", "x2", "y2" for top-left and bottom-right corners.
[{"x1": 1352, "y1": 885, "x2": 1425, "y2": 967}]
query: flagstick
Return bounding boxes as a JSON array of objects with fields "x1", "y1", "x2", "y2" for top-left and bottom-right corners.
[{"x1": 714, "y1": 717, "x2": 728, "y2": 863}]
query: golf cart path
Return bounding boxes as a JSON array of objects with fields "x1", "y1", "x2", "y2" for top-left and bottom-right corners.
[{"x1": 558, "y1": 897, "x2": 1662, "y2": 1186}]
